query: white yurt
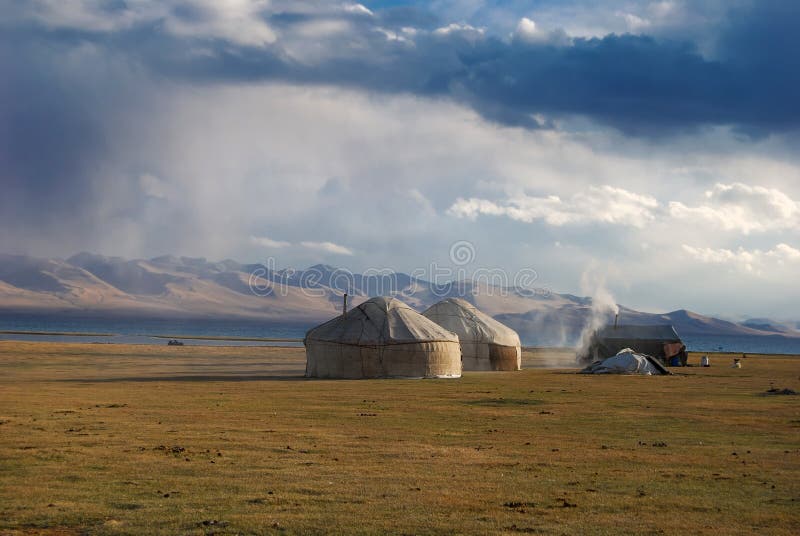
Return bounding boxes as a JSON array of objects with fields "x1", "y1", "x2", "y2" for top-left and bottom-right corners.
[
  {"x1": 304, "y1": 296, "x2": 462, "y2": 379},
  {"x1": 422, "y1": 298, "x2": 522, "y2": 371}
]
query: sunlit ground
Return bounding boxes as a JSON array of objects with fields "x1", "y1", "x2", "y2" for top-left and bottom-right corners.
[{"x1": 0, "y1": 342, "x2": 798, "y2": 535}]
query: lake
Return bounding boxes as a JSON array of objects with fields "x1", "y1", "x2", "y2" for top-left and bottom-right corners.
[
  {"x1": 1, "y1": 313, "x2": 799, "y2": 354},
  {"x1": 0, "y1": 314, "x2": 307, "y2": 347}
]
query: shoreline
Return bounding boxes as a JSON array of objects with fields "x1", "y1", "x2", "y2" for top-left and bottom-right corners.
[
  {"x1": 0, "y1": 329, "x2": 302, "y2": 343},
  {"x1": 1, "y1": 337, "x2": 799, "y2": 357},
  {"x1": 0, "y1": 329, "x2": 115, "y2": 337},
  {"x1": 150, "y1": 334, "x2": 303, "y2": 342}
]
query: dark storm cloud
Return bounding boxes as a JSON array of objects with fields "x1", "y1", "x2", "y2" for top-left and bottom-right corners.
[
  {"x1": 0, "y1": 31, "x2": 101, "y2": 227},
  {"x1": 713, "y1": 1, "x2": 800, "y2": 136},
  {"x1": 0, "y1": 26, "x2": 157, "y2": 252},
  {"x1": 460, "y1": 34, "x2": 736, "y2": 134},
  {"x1": 3, "y1": 2, "x2": 798, "y2": 135}
]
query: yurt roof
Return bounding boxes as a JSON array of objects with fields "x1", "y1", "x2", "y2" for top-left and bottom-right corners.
[
  {"x1": 596, "y1": 324, "x2": 681, "y2": 342},
  {"x1": 422, "y1": 297, "x2": 520, "y2": 347},
  {"x1": 305, "y1": 296, "x2": 458, "y2": 346}
]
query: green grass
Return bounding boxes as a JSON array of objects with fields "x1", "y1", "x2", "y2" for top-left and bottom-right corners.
[{"x1": 0, "y1": 342, "x2": 798, "y2": 535}]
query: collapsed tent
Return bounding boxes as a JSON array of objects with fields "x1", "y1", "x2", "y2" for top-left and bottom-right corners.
[
  {"x1": 422, "y1": 298, "x2": 522, "y2": 371},
  {"x1": 577, "y1": 324, "x2": 686, "y2": 365},
  {"x1": 580, "y1": 349, "x2": 671, "y2": 375},
  {"x1": 304, "y1": 296, "x2": 462, "y2": 379}
]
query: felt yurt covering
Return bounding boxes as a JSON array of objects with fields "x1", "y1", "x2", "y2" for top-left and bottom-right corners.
[
  {"x1": 576, "y1": 324, "x2": 685, "y2": 365},
  {"x1": 304, "y1": 296, "x2": 462, "y2": 379},
  {"x1": 580, "y1": 348, "x2": 671, "y2": 375},
  {"x1": 422, "y1": 298, "x2": 522, "y2": 371}
]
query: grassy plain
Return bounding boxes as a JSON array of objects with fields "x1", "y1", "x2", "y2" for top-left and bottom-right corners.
[{"x1": 0, "y1": 341, "x2": 798, "y2": 535}]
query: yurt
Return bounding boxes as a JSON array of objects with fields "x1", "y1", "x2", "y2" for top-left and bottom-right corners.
[
  {"x1": 304, "y1": 296, "x2": 462, "y2": 379},
  {"x1": 422, "y1": 298, "x2": 522, "y2": 371},
  {"x1": 576, "y1": 324, "x2": 686, "y2": 365}
]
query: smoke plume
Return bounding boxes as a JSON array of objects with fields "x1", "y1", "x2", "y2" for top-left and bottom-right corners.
[{"x1": 575, "y1": 265, "x2": 620, "y2": 361}]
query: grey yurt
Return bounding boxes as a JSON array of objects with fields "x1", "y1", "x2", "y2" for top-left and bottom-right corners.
[
  {"x1": 304, "y1": 296, "x2": 462, "y2": 379},
  {"x1": 577, "y1": 324, "x2": 686, "y2": 365},
  {"x1": 422, "y1": 298, "x2": 522, "y2": 371}
]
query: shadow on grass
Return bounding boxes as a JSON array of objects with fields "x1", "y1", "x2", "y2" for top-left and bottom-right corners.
[
  {"x1": 465, "y1": 398, "x2": 544, "y2": 407},
  {"x1": 58, "y1": 374, "x2": 307, "y2": 383}
]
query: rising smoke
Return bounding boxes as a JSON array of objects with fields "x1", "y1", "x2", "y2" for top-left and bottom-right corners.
[{"x1": 575, "y1": 264, "x2": 620, "y2": 361}]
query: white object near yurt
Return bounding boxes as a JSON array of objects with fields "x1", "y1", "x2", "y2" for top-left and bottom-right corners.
[
  {"x1": 304, "y1": 296, "x2": 462, "y2": 379},
  {"x1": 422, "y1": 298, "x2": 522, "y2": 371},
  {"x1": 580, "y1": 348, "x2": 671, "y2": 375}
]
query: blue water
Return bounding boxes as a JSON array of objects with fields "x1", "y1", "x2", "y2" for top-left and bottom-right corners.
[
  {"x1": 1, "y1": 313, "x2": 799, "y2": 354},
  {"x1": 681, "y1": 334, "x2": 800, "y2": 355},
  {"x1": 0, "y1": 313, "x2": 308, "y2": 347}
]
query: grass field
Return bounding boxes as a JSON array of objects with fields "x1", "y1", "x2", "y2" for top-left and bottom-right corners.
[{"x1": 0, "y1": 341, "x2": 798, "y2": 535}]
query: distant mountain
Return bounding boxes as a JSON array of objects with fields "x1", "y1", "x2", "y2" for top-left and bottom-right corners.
[
  {"x1": 740, "y1": 318, "x2": 800, "y2": 335},
  {"x1": 0, "y1": 252, "x2": 797, "y2": 345}
]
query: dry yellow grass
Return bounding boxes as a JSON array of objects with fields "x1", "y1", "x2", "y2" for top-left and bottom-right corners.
[{"x1": 0, "y1": 341, "x2": 798, "y2": 535}]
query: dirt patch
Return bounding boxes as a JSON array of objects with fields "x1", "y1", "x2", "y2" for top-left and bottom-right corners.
[
  {"x1": 503, "y1": 501, "x2": 537, "y2": 512},
  {"x1": 110, "y1": 502, "x2": 142, "y2": 510},
  {"x1": 505, "y1": 525, "x2": 545, "y2": 533},
  {"x1": 154, "y1": 445, "x2": 186, "y2": 456}
]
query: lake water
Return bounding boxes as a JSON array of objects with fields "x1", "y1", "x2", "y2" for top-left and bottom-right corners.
[
  {"x1": 0, "y1": 314, "x2": 307, "y2": 347},
  {"x1": 1, "y1": 313, "x2": 799, "y2": 354},
  {"x1": 680, "y1": 334, "x2": 800, "y2": 355}
]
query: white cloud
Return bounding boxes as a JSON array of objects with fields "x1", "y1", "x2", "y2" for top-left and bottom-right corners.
[
  {"x1": 669, "y1": 182, "x2": 800, "y2": 234},
  {"x1": 682, "y1": 243, "x2": 800, "y2": 274},
  {"x1": 448, "y1": 185, "x2": 658, "y2": 228},
  {"x1": 343, "y1": 3, "x2": 373, "y2": 17},
  {"x1": 511, "y1": 17, "x2": 571, "y2": 46},
  {"x1": 375, "y1": 27, "x2": 412, "y2": 44},
  {"x1": 251, "y1": 236, "x2": 353, "y2": 255},
  {"x1": 617, "y1": 12, "x2": 651, "y2": 32},
  {"x1": 770, "y1": 243, "x2": 800, "y2": 261},
  {"x1": 513, "y1": 17, "x2": 545, "y2": 42},
  {"x1": 433, "y1": 23, "x2": 485, "y2": 38},
  {"x1": 300, "y1": 241, "x2": 354, "y2": 256},
  {"x1": 250, "y1": 236, "x2": 291, "y2": 248},
  {"x1": 682, "y1": 244, "x2": 753, "y2": 266}
]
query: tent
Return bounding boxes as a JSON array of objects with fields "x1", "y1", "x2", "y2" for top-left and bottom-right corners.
[
  {"x1": 580, "y1": 348, "x2": 671, "y2": 375},
  {"x1": 422, "y1": 298, "x2": 521, "y2": 371},
  {"x1": 304, "y1": 296, "x2": 462, "y2": 379},
  {"x1": 577, "y1": 324, "x2": 686, "y2": 365}
]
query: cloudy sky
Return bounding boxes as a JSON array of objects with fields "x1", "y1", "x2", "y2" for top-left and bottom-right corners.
[{"x1": 1, "y1": 0, "x2": 799, "y2": 318}]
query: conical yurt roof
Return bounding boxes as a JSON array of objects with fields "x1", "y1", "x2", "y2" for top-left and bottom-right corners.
[
  {"x1": 305, "y1": 296, "x2": 458, "y2": 346},
  {"x1": 422, "y1": 298, "x2": 520, "y2": 347}
]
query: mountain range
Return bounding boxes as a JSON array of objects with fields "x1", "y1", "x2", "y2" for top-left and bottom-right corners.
[{"x1": 1, "y1": 252, "x2": 798, "y2": 346}]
